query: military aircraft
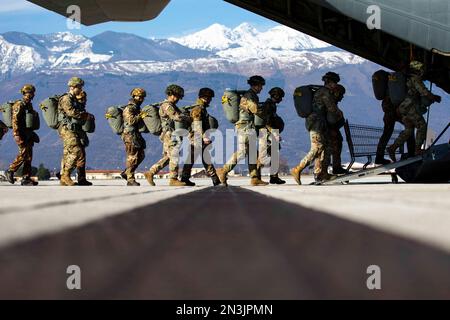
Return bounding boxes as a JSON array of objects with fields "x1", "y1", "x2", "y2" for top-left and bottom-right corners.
[{"x1": 26, "y1": 0, "x2": 450, "y2": 183}]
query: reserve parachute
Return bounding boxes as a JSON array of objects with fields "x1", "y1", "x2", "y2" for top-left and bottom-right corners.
[
  {"x1": 25, "y1": 110, "x2": 40, "y2": 131},
  {"x1": 388, "y1": 72, "x2": 407, "y2": 105},
  {"x1": 372, "y1": 70, "x2": 389, "y2": 100},
  {"x1": 207, "y1": 114, "x2": 219, "y2": 130},
  {"x1": 222, "y1": 90, "x2": 246, "y2": 124},
  {"x1": 0, "y1": 101, "x2": 15, "y2": 128},
  {"x1": 82, "y1": 114, "x2": 96, "y2": 133},
  {"x1": 293, "y1": 85, "x2": 322, "y2": 118},
  {"x1": 40, "y1": 95, "x2": 63, "y2": 129}
]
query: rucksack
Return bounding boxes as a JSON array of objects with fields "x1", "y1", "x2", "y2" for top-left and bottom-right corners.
[
  {"x1": 40, "y1": 95, "x2": 63, "y2": 129},
  {"x1": 388, "y1": 72, "x2": 407, "y2": 105},
  {"x1": 141, "y1": 102, "x2": 163, "y2": 136},
  {"x1": 372, "y1": 70, "x2": 389, "y2": 100},
  {"x1": 0, "y1": 101, "x2": 15, "y2": 128},
  {"x1": 293, "y1": 85, "x2": 322, "y2": 118},
  {"x1": 105, "y1": 106, "x2": 125, "y2": 135},
  {"x1": 222, "y1": 90, "x2": 246, "y2": 124}
]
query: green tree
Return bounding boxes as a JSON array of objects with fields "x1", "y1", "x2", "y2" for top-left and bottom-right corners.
[{"x1": 37, "y1": 163, "x2": 51, "y2": 181}]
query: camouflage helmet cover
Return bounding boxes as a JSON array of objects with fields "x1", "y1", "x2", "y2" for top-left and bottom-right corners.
[
  {"x1": 166, "y1": 84, "x2": 184, "y2": 98},
  {"x1": 248, "y1": 75, "x2": 266, "y2": 86},
  {"x1": 20, "y1": 84, "x2": 36, "y2": 94},
  {"x1": 198, "y1": 87, "x2": 215, "y2": 98},
  {"x1": 68, "y1": 77, "x2": 85, "y2": 87},
  {"x1": 410, "y1": 60, "x2": 425, "y2": 72},
  {"x1": 130, "y1": 87, "x2": 147, "y2": 98},
  {"x1": 269, "y1": 87, "x2": 285, "y2": 98}
]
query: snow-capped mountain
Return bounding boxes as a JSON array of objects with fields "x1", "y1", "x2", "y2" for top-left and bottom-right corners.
[{"x1": 0, "y1": 23, "x2": 364, "y2": 78}]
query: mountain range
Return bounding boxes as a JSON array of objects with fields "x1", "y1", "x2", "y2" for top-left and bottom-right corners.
[{"x1": 0, "y1": 23, "x2": 448, "y2": 170}]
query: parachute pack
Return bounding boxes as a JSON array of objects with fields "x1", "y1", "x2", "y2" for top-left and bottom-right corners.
[
  {"x1": 222, "y1": 90, "x2": 247, "y2": 124},
  {"x1": 105, "y1": 106, "x2": 125, "y2": 135},
  {"x1": 82, "y1": 114, "x2": 96, "y2": 133},
  {"x1": 207, "y1": 114, "x2": 219, "y2": 130},
  {"x1": 25, "y1": 110, "x2": 40, "y2": 131},
  {"x1": 0, "y1": 101, "x2": 15, "y2": 128},
  {"x1": 388, "y1": 72, "x2": 407, "y2": 105},
  {"x1": 141, "y1": 103, "x2": 163, "y2": 135},
  {"x1": 40, "y1": 95, "x2": 62, "y2": 129},
  {"x1": 372, "y1": 70, "x2": 390, "y2": 100},
  {"x1": 293, "y1": 85, "x2": 322, "y2": 118}
]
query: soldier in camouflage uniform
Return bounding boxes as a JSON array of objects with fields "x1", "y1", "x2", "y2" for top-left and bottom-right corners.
[
  {"x1": 291, "y1": 72, "x2": 341, "y2": 185},
  {"x1": 145, "y1": 84, "x2": 190, "y2": 187},
  {"x1": 58, "y1": 77, "x2": 92, "y2": 186},
  {"x1": 180, "y1": 88, "x2": 221, "y2": 186},
  {"x1": 217, "y1": 75, "x2": 269, "y2": 186},
  {"x1": 326, "y1": 84, "x2": 347, "y2": 175},
  {"x1": 5, "y1": 84, "x2": 39, "y2": 186},
  {"x1": 74, "y1": 91, "x2": 93, "y2": 186},
  {"x1": 256, "y1": 87, "x2": 286, "y2": 184},
  {"x1": 387, "y1": 61, "x2": 441, "y2": 161},
  {"x1": 375, "y1": 95, "x2": 415, "y2": 165},
  {"x1": 120, "y1": 88, "x2": 147, "y2": 186}
]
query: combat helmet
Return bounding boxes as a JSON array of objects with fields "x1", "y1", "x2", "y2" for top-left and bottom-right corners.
[
  {"x1": 68, "y1": 77, "x2": 85, "y2": 87},
  {"x1": 247, "y1": 75, "x2": 266, "y2": 86},
  {"x1": 20, "y1": 84, "x2": 36, "y2": 95},
  {"x1": 269, "y1": 87, "x2": 285, "y2": 98},
  {"x1": 322, "y1": 72, "x2": 341, "y2": 83},
  {"x1": 166, "y1": 84, "x2": 184, "y2": 98},
  {"x1": 130, "y1": 88, "x2": 147, "y2": 98},
  {"x1": 198, "y1": 87, "x2": 215, "y2": 98},
  {"x1": 409, "y1": 60, "x2": 425, "y2": 74}
]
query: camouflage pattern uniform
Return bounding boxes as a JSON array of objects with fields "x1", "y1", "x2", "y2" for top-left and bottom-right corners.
[
  {"x1": 181, "y1": 98, "x2": 218, "y2": 181},
  {"x1": 222, "y1": 88, "x2": 264, "y2": 178},
  {"x1": 390, "y1": 74, "x2": 432, "y2": 152},
  {"x1": 293, "y1": 86, "x2": 338, "y2": 179},
  {"x1": 257, "y1": 98, "x2": 281, "y2": 177},
  {"x1": 147, "y1": 100, "x2": 186, "y2": 179},
  {"x1": 376, "y1": 96, "x2": 415, "y2": 163},
  {"x1": 58, "y1": 93, "x2": 88, "y2": 183},
  {"x1": 121, "y1": 100, "x2": 146, "y2": 183},
  {"x1": 9, "y1": 99, "x2": 36, "y2": 180}
]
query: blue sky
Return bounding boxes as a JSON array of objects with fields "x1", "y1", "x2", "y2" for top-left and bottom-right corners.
[{"x1": 0, "y1": 0, "x2": 277, "y2": 38}]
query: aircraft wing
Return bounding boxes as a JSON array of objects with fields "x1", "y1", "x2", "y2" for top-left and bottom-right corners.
[{"x1": 27, "y1": 0, "x2": 170, "y2": 26}]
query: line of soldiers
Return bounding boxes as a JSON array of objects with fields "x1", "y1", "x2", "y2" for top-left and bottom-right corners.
[{"x1": 1, "y1": 60, "x2": 441, "y2": 187}]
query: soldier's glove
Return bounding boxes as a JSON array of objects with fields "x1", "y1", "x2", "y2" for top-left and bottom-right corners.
[
  {"x1": 433, "y1": 95, "x2": 442, "y2": 103},
  {"x1": 14, "y1": 135, "x2": 24, "y2": 145}
]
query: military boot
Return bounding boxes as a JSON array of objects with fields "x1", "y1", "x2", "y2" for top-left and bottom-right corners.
[
  {"x1": 270, "y1": 175, "x2": 286, "y2": 185},
  {"x1": 180, "y1": 177, "x2": 196, "y2": 186},
  {"x1": 120, "y1": 171, "x2": 127, "y2": 180},
  {"x1": 5, "y1": 170, "x2": 15, "y2": 184},
  {"x1": 144, "y1": 172, "x2": 156, "y2": 186},
  {"x1": 169, "y1": 178, "x2": 187, "y2": 187},
  {"x1": 291, "y1": 163, "x2": 306, "y2": 185},
  {"x1": 211, "y1": 175, "x2": 221, "y2": 186},
  {"x1": 251, "y1": 177, "x2": 269, "y2": 186},
  {"x1": 60, "y1": 173, "x2": 76, "y2": 186},
  {"x1": 415, "y1": 146, "x2": 425, "y2": 156},
  {"x1": 77, "y1": 168, "x2": 92, "y2": 186},
  {"x1": 315, "y1": 172, "x2": 337, "y2": 183},
  {"x1": 216, "y1": 168, "x2": 228, "y2": 187},
  {"x1": 332, "y1": 167, "x2": 349, "y2": 175},
  {"x1": 127, "y1": 180, "x2": 140, "y2": 186},
  {"x1": 387, "y1": 145, "x2": 397, "y2": 162},
  {"x1": 21, "y1": 177, "x2": 38, "y2": 186},
  {"x1": 375, "y1": 157, "x2": 391, "y2": 165}
]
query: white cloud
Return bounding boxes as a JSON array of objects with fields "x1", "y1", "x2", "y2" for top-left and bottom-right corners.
[{"x1": 0, "y1": 0, "x2": 40, "y2": 13}]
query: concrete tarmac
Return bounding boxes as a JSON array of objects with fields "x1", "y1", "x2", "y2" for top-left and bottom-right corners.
[{"x1": 0, "y1": 176, "x2": 449, "y2": 299}]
